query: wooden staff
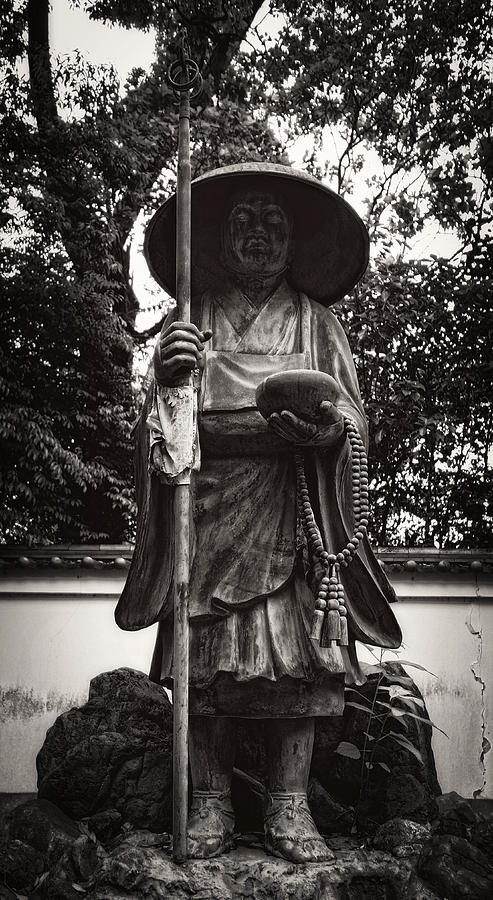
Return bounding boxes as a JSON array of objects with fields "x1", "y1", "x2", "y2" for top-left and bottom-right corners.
[{"x1": 167, "y1": 37, "x2": 201, "y2": 864}]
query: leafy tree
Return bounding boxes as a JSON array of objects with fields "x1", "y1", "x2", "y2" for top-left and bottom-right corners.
[
  {"x1": 337, "y1": 258, "x2": 491, "y2": 547},
  {"x1": 1, "y1": 0, "x2": 491, "y2": 546},
  {"x1": 1, "y1": 0, "x2": 138, "y2": 542},
  {"x1": 0, "y1": 0, "x2": 280, "y2": 543},
  {"x1": 243, "y1": 0, "x2": 493, "y2": 546}
]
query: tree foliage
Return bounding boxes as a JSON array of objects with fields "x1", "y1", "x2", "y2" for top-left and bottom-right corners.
[
  {"x1": 244, "y1": 0, "x2": 492, "y2": 546},
  {"x1": 0, "y1": 0, "x2": 279, "y2": 543},
  {"x1": 337, "y1": 260, "x2": 491, "y2": 547},
  {"x1": 0, "y1": 0, "x2": 491, "y2": 546}
]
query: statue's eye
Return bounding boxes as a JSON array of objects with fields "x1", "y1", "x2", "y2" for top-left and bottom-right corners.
[
  {"x1": 232, "y1": 210, "x2": 250, "y2": 225},
  {"x1": 264, "y1": 210, "x2": 283, "y2": 224}
]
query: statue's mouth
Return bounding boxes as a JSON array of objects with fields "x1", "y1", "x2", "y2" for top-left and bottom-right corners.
[{"x1": 244, "y1": 238, "x2": 269, "y2": 252}]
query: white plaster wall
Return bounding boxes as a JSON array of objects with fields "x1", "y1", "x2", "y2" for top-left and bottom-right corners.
[
  {"x1": 389, "y1": 599, "x2": 491, "y2": 797},
  {"x1": 357, "y1": 568, "x2": 493, "y2": 798},
  {"x1": 0, "y1": 579, "x2": 157, "y2": 792},
  {"x1": 0, "y1": 567, "x2": 492, "y2": 797}
]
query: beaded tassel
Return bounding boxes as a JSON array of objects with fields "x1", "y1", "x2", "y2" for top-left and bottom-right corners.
[{"x1": 295, "y1": 416, "x2": 370, "y2": 650}]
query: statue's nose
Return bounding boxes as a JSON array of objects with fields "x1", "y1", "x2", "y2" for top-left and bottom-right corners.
[{"x1": 250, "y1": 215, "x2": 267, "y2": 235}]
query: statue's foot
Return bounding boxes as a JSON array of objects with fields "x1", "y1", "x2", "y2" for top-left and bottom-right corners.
[
  {"x1": 264, "y1": 792, "x2": 334, "y2": 863},
  {"x1": 187, "y1": 790, "x2": 235, "y2": 859}
]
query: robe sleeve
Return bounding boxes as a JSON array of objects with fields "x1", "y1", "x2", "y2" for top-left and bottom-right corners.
[
  {"x1": 115, "y1": 376, "x2": 175, "y2": 631},
  {"x1": 148, "y1": 380, "x2": 201, "y2": 483},
  {"x1": 115, "y1": 305, "x2": 205, "y2": 630},
  {"x1": 302, "y1": 298, "x2": 368, "y2": 444}
]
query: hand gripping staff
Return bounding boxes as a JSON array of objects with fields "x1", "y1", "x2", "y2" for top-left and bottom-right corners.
[{"x1": 167, "y1": 36, "x2": 202, "y2": 863}]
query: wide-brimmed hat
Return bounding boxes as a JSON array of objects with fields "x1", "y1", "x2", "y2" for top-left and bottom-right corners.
[{"x1": 144, "y1": 162, "x2": 369, "y2": 306}]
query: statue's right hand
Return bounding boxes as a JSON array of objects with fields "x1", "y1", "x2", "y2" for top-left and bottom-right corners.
[{"x1": 153, "y1": 321, "x2": 212, "y2": 386}]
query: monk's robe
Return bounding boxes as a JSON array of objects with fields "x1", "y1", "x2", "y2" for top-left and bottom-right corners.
[{"x1": 115, "y1": 280, "x2": 401, "y2": 717}]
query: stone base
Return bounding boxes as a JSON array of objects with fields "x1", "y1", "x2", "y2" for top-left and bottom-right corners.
[
  {"x1": 4, "y1": 797, "x2": 493, "y2": 899},
  {"x1": 75, "y1": 835, "x2": 429, "y2": 900}
]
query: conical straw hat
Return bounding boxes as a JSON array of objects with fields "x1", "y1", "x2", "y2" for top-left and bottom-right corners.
[{"x1": 144, "y1": 162, "x2": 369, "y2": 306}]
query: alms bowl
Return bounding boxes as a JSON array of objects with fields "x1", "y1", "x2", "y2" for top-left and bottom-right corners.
[{"x1": 255, "y1": 370, "x2": 341, "y2": 423}]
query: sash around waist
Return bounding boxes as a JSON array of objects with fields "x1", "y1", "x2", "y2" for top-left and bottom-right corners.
[
  {"x1": 200, "y1": 350, "x2": 308, "y2": 413},
  {"x1": 198, "y1": 410, "x2": 293, "y2": 457}
]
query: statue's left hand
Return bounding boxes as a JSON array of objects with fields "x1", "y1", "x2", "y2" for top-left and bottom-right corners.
[{"x1": 268, "y1": 401, "x2": 344, "y2": 447}]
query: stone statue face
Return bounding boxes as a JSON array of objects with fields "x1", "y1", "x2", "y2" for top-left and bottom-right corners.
[{"x1": 222, "y1": 191, "x2": 292, "y2": 278}]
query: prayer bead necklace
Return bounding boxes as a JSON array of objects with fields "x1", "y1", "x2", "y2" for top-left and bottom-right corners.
[{"x1": 295, "y1": 416, "x2": 369, "y2": 649}]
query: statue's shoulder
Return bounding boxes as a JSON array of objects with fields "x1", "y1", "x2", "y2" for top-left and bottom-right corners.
[{"x1": 300, "y1": 292, "x2": 341, "y2": 328}]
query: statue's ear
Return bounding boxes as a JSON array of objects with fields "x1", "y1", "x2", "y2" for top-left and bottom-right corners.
[
  {"x1": 286, "y1": 237, "x2": 295, "y2": 267},
  {"x1": 284, "y1": 211, "x2": 295, "y2": 261}
]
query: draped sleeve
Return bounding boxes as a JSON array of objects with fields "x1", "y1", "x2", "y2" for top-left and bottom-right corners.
[
  {"x1": 114, "y1": 374, "x2": 175, "y2": 631},
  {"x1": 301, "y1": 297, "x2": 401, "y2": 648}
]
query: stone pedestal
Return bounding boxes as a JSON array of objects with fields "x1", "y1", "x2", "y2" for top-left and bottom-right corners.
[
  {"x1": 83, "y1": 838, "x2": 433, "y2": 900},
  {"x1": 3, "y1": 798, "x2": 493, "y2": 899}
]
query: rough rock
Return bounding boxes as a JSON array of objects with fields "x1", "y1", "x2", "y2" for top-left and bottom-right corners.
[
  {"x1": 0, "y1": 838, "x2": 45, "y2": 891},
  {"x1": 71, "y1": 833, "x2": 107, "y2": 881},
  {"x1": 419, "y1": 833, "x2": 493, "y2": 900},
  {"x1": 435, "y1": 791, "x2": 493, "y2": 865},
  {"x1": 36, "y1": 873, "x2": 94, "y2": 899},
  {"x1": 376, "y1": 773, "x2": 436, "y2": 825},
  {"x1": 83, "y1": 808, "x2": 122, "y2": 843},
  {"x1": 307, "y1": 778, "x2": 354, "y2": 836},
  {"x1": 436, "y1": 791, "x2": 477, "y2": 838},
  {"x1": 85, "y1": 842, "x2": 416, "y2": 899},
  {"x1": 405, "y1": 875, "x2": 442, "y2": 900},
  {"x1": 0, "y1": 793, "x2": 37, "y2": 844},
  {"x1": 109, "y1": 828, "x2": 170, "y2": 850},
  {"x1": 372, "y1": 818, "x2": 431, "y2": 857},
  {"x1": 470, "y1": 813, "x2": 493, "y2": 865},
  {"x1": 2, "y1": 800, "x2": 108, "y2": 900},
  {"x1": 6, "y1": 798, "x2": 79, "y2": 865},
  {"x1": 4, "y1": 794, "x2": 493, "y2": 900},
  {"x1": 37, "y1": 667, "x2": 173, "y2": 832}
]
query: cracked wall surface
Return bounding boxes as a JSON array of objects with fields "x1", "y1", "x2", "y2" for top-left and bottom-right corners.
[
  {"x1": 392, "y1": 580, "x2": 492, "y2": 798},
  {"x1": 475, "y1": 592, "x2": 493, "y2": 797},
  {"x1": 467, "y1": 594, "x2": 491, "y2": 798}
]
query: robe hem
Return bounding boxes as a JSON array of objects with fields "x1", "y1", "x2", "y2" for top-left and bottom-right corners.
[{"x1": 166, "y1": 672, "x2": 346, "y2": 718}]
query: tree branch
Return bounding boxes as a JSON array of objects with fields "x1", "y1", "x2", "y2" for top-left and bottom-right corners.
[
  {"x1": 121, "y1": 315, "x2": 167, "y2": 342},
  {"x1": 27, "y1": 0, "x2": 58, "y2": 133}
]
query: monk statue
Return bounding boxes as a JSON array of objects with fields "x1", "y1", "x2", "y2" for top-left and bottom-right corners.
[{"x1": 116, "y1": 163, "x2": 402, "y2": 862}]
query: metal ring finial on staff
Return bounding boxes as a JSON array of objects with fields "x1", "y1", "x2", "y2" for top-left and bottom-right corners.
[{"x1": 168, "y1": 57, "x2": 202, "y2": 95}]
